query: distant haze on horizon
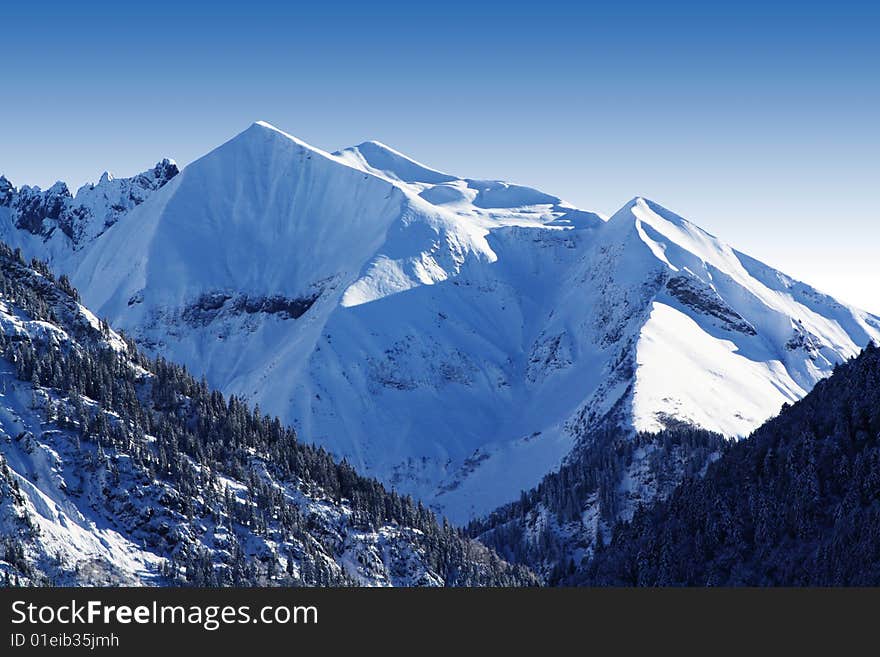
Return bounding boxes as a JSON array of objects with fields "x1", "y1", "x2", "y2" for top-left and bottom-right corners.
[{"x1": 2, "y1": 1, "x2": 878, "y2": 312}]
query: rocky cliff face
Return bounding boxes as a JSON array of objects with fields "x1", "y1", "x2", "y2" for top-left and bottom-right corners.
[{"x1": 0, "y1": 159, "x2": 178, "y2": 248}]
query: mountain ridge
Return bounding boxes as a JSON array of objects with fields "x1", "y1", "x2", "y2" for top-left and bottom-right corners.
[{"x1": 2, "y1": 121, "x2": 877, "y2": 524}]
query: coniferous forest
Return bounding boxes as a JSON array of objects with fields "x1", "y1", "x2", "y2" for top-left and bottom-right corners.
[{"x1": 578, "y1": 343, "x2": 880, "y2": 585}]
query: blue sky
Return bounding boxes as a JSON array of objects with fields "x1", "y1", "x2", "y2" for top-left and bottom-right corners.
[{"x1": 2, "y1": 1, "x2": 878, "y2": 310}]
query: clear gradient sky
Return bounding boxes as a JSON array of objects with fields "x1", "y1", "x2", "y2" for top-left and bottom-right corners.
[{"x1": 2, "y1": 1, "x2": 878, "y2": 311}]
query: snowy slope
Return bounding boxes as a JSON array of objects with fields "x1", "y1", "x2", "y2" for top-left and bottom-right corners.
[
  {"x1": 0, "y1": 246, "x2": 532, "y2": 587},
  {"x1": 0, "y1": 160, "x2": 178, "y2": 276},
  {"x1": 604, "y1": 198, "x2": 880, "y2": 437},
  {"x1": 2, "y1": 123, "x2": 878, "y2": 526}
]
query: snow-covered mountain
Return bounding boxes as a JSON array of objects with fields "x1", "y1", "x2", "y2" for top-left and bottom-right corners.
[
  {"x1": 0, "y1": 244, "x2": 533, "y2": 586},
  {"x1": 0, "y1": 160, "x2": 178, "y2": 263},
  {"x1": 2, "y1": 121, "x2": 878, "y2": 524}
]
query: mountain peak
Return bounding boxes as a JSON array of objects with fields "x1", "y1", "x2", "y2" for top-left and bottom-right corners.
[
  {"x1": 42, "y1": 181, "x2": 72, "y2": 200},
  {"x1": 0, "y1": 175, "x2": 13, "y2": 205},
  {"x1": 350, "y1": 139, "x2": 427, "y2": 165},
  {"x1": 245, "y1": 120, "x2": 313, "y2": 146},
  {"x1": 229, "y1": 121, "x2": 348, "y2": 168},
  {"x1": 355, "y1": 138, "x2": 395, "y2": 151},
  {"x1": 249, "y1": 119, "x2": 294, "y2": 137},
  {"x1": 617, "y1": 195, "x2": 671, "y2": 215},
  {"x1": 338, "y1": 139, "x2": 457, "y2": 184},
  {"x1": 609, "y1": 196, "x2": 706, "y2": 234},
  {"x1": 147, "y1": 158, "x2": 179, "y2": 186},
  {"x1": 240, "y1": 120, "x2": 302, "y2": 144}
]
